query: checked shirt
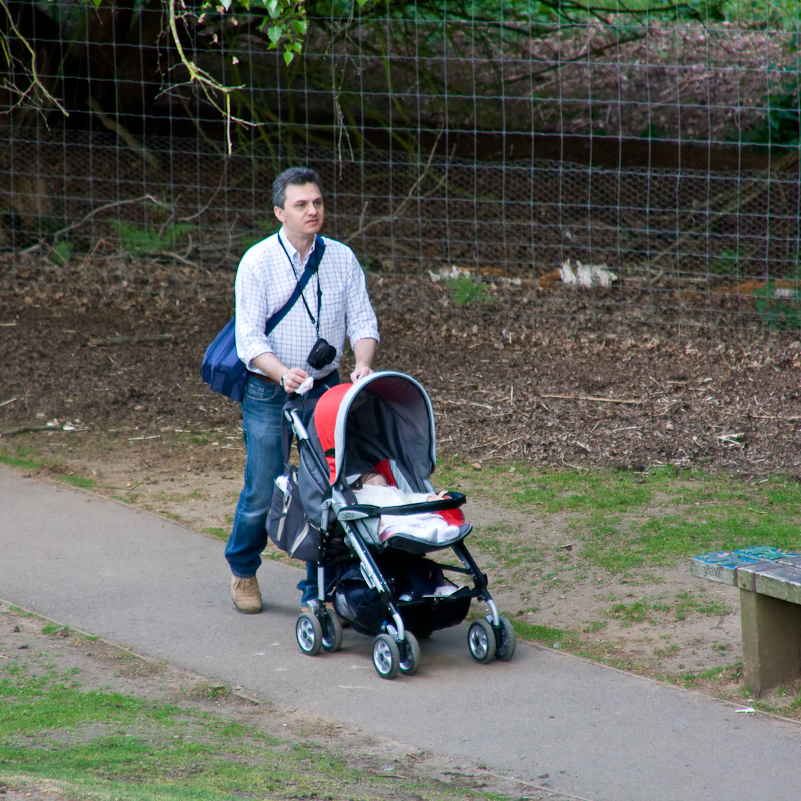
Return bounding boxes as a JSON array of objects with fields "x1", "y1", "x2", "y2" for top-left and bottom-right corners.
[{"x1": 234, "y1": 230, "x2": 379, "y2": 378}]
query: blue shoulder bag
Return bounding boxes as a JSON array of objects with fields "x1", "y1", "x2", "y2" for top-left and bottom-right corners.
[{"x1": 201, "y1": 236, "x2": 326, "y2": 403}]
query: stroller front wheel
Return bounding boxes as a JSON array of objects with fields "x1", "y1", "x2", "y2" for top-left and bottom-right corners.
[
  {"x1": 495, "y1": 616, "x2": 517, "y2": 662},
  {"x1": 467, "y1": 619, "x2": 496, "y2": 664},
  {"x1": 296, "y1": 612, "x2": 323, "y2": 656},
  {"x1": 321, "y1": 609, "x2": 344, "y2": 653},
  {"x1": 398, "y1": 631, "x2": 421, "y2": 676},
  {"x1": 372, "y1": 633, "x2": 400, "y2": 679}
]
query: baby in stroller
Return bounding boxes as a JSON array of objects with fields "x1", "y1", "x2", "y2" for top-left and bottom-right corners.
[
  {"x1": 267, "y1": 371, "x2": 516, "y2": 679},
  {"x1": 351, "y1": 468, "x2": 459, "y2": 544}
]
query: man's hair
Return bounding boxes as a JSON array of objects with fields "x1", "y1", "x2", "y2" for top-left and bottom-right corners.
[{"x1": 272, "y1": 167, "x2": 323, "y2": 209}]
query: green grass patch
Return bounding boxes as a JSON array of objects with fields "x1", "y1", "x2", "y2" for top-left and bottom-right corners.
[
  {"x1": 0, "y1": 447, "x2": 96, "y2": 490},
  {"x1": 437, "y1": 459, "x2": 801, "y2": 575},
  {"x1": 0, "y1": 453, "x2": 40, "y2": 471},
  {"x1": 41, "y1": 623, "x2": 70, "y2": 636},
  {"x1": 673, "y1": 591, "x2": 729, "y2": 621},
  {"x1": 582, "y1": 620, "x2": 607, "y2": 633},
  {"x1": 111, "y1": 220, "x2": 197, "y2": 258},
  {"x1": 606, "y1": 597, "x2": 671, "y2": 626},
  {"x1": 447, "y1": 275, "x2": 496, "y2": 308},
  {"x1": 678, "y1": 663, "x2": 743, "y2": 689},
  {"x1": 58, "y1": 474, "x2": 97, "y2": 490},
  {"x1": 468, "y1": 523, "x2": 539, "y2": 570},
  {"x1": 0, "y1": 656, "x2": 495, "y2": 801},
  {"x1": 604, "y1": 592, "x2": 730, "y2": 627},
  {"x1": 510, "y1": 619, "x2": 581, "y2": 651}
]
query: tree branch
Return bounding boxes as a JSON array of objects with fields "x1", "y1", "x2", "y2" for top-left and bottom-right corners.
[{"x1": 0, "y1": 0, "x2": 67, "y2": 116}]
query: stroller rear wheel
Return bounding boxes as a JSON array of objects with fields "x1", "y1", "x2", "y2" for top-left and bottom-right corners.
[
  {"x1": 296, "y1": 612, "x2": 323, "y2": 656},
  {"x1": 321, "y1": 609, "x2": 344, "y2": 652},
  {"x1": 372, "y1": 633, "x2": 400, "y2": 679},
  {"x1": 467, "y1": 619, "x2": 496, "y2": 663},
  {"x1": 398, "y1": 631, "x2": 421, "y2": 676}
]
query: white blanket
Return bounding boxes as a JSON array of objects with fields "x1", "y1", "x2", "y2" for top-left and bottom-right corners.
[{"x1": 354, "y1": 484, "x2": 460, "y2": 544}]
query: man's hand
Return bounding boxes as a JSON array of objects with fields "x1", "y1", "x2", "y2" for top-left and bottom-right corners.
[
  {"x1": 350, "y1": 337, "x2": 377, "y2": 383},
  {"x1": 281, "y1": 367, "x2": 310, "y2": 394},
  {"x1": 249, "y1": 352, "x2": 308, "y2": 394},
  {"x1": 350, "y1": 364, "x2": 374, "y2": 383}
]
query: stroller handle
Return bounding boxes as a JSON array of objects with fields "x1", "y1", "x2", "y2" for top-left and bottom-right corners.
[{"x1": 287, "y1": 408, "x2": 309, "y2": 441}]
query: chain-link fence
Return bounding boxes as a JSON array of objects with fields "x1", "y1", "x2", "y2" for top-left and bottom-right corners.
[{"x1": 2, "y1": 2, "x2": 801, "y2": 333}]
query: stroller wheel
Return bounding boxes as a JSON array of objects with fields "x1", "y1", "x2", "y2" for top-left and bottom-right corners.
[
  {"x1": 296, "y1": 612, "x2": 323, "y2": 656},
  {"x1": 467, "y1": 619, "x2": 496, "y2": 664},
  {"x1": 495, "y1": 616, "x2": 517, "y2": 662},
  {"x1": 372, "y1": 633, "x2": 400, "y2": 680},
  {"x1": 321, "y1": 609, "x2": 344, "y2": 653},
  {"x1": 398, "y1": 631, "x2": 421, "y2": 676}
]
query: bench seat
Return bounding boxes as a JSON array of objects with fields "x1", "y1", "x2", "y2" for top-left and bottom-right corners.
[{"x1": 691, "y1": 547, "x2": 801, "y2": 698}]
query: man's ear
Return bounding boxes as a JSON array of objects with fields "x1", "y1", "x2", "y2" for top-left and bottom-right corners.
[{"x1": 274, "y1": 205, "x2": 284, "y2": 223}]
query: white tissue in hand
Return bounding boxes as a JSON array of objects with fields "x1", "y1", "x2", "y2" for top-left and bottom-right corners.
[
  {"x1": 275, "y1": 475, "x2": 289, "y2": 494},
  {"x1": 296, "y1": 376, "x2": 315, "y2": 395}
]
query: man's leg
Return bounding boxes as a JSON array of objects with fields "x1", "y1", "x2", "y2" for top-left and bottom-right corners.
[{"x1": 225, "y1": 379, "x2": 285, "y2": 613}]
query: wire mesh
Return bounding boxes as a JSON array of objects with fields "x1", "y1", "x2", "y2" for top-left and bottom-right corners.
[{"x1": 1, "y1": 1, "x2": 800, "y2": 334}]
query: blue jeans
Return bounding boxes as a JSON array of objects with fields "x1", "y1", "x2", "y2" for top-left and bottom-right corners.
[{"x1": 224, "y1": 372, "x2": 339, "y2": 605}]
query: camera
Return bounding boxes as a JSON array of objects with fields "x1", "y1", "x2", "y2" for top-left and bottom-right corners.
[{"x1": 307, "y1": 338, "x2": 337, "y2": 369}]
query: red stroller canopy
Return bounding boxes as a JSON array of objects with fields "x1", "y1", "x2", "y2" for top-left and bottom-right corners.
[
  {"x1": 313, "y1": 382, "x2": 353, "y2": 483},
  {"x1": 311, "y1": 372, "x2": 438, "y2": 488}
]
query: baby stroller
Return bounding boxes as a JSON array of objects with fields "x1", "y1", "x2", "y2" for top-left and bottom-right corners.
[{"x1": 266, "y1": 371, "x2": 516, "y2": 679}]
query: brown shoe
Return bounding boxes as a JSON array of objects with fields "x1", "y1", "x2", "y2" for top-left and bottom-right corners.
[{"x1": 231, "y1": 575, "x2": 262, "y2": 614}]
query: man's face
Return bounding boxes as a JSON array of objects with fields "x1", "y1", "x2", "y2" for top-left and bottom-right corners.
[{"x1": 274, "y1": 182, "x2": 324, "y2": 239}]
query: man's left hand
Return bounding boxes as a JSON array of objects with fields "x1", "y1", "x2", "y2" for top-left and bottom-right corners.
[
  {"x1": 350, "y1": 365, "x2": 374, "y2": 383},
  {"x1": 350, "y1": 338, "x2": 377, "y2": 383}
]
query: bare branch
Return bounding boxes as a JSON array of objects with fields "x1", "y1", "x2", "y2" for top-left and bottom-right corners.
[
  {"x1": 344, "y1": 128, "x2": 448, "y2": 244},
  {"x1": 0, "y1": 0, "x2": 67, "y2": 116},
  {"x1": 51, "y1": 195, "x2": 169, "y2": 245}
]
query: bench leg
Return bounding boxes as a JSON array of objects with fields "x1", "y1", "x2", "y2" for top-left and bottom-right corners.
[{"x1": 740, "y1": 588, "x2": 801, "y2": 698}]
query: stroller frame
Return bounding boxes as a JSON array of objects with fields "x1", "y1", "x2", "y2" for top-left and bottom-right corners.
[{"x1": 282, "y1": 372, "x2": 516, "y2": 679}]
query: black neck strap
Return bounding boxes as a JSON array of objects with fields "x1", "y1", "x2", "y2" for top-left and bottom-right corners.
[{"x1": 278, "y1": 233, "x2": 322, "y2": 334}]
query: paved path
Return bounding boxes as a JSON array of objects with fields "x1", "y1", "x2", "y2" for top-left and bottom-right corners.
[{"x1": 2, "y1": 464, "x2": 800, "y2": 801}]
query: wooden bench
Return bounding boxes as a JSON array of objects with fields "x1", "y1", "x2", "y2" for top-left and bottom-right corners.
[{"x1": 691, "y1": 547, "x2": 801, "y2": 698}]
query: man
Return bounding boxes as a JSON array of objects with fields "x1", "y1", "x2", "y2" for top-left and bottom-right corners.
[{"x1": 226, "y1": 167, "x2": 379, "y2": 613}]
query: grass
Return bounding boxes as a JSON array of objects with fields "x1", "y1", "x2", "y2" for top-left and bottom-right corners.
[
  {"x1": 0, "y1": 446, "x2": 97, "y2": 490},
  {"x1": 438, "y1": 459, "x2": 801, "y2": 575},
  {"x1": 111, "y1": 220, "x2": 197, "y2": 258},
  {"x1": 2, "y1": 663, "x2": 318, "y2": 800},
  {"x1": 0, "y1": 611, "x2": 507, "y2": 801},
  {"x1": 447, "y1": 275, "x2": 496, "y2": 308}
]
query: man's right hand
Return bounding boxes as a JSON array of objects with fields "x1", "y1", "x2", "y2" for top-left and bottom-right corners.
[
  {"x1": 280, "y1": 367, "x2": 309, "y2": 394},
  {"x1": 250, "y1": 352, "x2": 308, "y2": 394}
]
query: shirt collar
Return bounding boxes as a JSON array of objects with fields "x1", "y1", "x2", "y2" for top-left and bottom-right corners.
[{"x1": 278, "y1": 229, "x2": 317, "y2": 264}]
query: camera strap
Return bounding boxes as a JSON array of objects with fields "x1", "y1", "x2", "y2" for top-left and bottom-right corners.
[
  {"x1": 268, "y1": 234, "x2": 326, "y2": 338},
  {"x1": 278, "y1": 233, "x2": 324, "y2": 334}
]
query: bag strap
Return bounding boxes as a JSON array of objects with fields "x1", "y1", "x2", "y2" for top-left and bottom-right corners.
[{"x1": 264, "y1": 235, "x2": 326, "y2": 337}]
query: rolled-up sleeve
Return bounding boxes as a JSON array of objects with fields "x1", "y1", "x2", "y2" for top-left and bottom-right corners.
[{"x1": 345, "y1": 251, "x2": 380, "y2": 345}]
